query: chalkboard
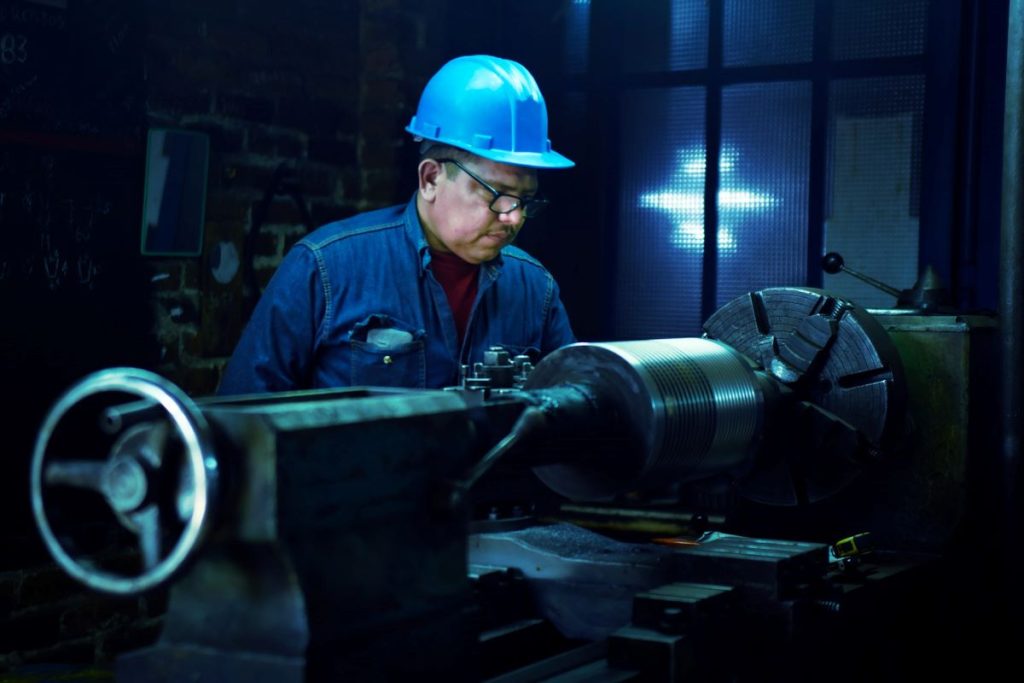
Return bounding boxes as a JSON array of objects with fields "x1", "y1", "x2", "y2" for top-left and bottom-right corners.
[
  {"x1": 0, "y1": 0, "x2": 154, "y2": 543},
  {"x1": 0, "y1": 0, "x2": 143, "y2": 133},
  {"x1": 0, "y1": 0, "x2": 149, "y2": 309},
  {"x1": 0, "y1": 0, "x2": 152, "y2": 376}
]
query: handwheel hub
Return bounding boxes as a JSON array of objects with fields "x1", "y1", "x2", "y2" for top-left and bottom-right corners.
[{"x1": 103, "y1": 457, "x2": 149, "y2": 513}]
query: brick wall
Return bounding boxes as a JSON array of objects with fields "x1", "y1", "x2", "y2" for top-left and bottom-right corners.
[
  {"x1": 0, "y1": 564, "x2": 165, "y2": 671},
  {"x1": 2, "y1": 0, "x2": 446, "y2": 673},
  {"x1": 147, "y1": 0, "x2": 444, "y2": 397}
]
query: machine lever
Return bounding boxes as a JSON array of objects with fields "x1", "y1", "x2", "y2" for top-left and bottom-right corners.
[
  {"x1": 102, "y1": 398, "x2": 161, "y2": 434},
  {"x1": 821, "y1": 252, "x2": 902, "y2": 298},
  {"x1": 822, "y1": 251, "x2": 954, "y2": 312},
  {"x1": 461, "y1": 406, "x2": 547, "y2": 492}
]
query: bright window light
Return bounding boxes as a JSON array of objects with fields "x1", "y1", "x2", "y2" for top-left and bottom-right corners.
[{"x1": 639, "y1": 146, "x2": 778, "y2": 253}]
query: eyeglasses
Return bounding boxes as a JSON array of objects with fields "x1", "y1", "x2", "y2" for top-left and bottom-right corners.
[{"x1": 435, "y1": 158, "x2": 549, "y2": 218}]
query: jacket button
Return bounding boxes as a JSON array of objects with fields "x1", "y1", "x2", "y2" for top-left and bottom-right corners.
[{"x1": 383, "y1": 355, "x2": 393, "y2": 365}]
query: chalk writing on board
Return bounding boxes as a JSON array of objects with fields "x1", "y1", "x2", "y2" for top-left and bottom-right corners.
[
  {"x1": 0, "y1": 4, "x2": 65, "y2": 29},
  {"x1": 0, "y1": 32, "x2": 28, "y2": 64},
  {"x1": 0, "y1": 142, "x2": 138, "y2": 295},
  {"x1": 0, "y1": 73, "x2": 37, "y2": 119}
]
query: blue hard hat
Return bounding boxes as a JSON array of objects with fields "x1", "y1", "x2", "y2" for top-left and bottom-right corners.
[{"x1": 406, "y1": 55, "x2": 574, "y2": 169}]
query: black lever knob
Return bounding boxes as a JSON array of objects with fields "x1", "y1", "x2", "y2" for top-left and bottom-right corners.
[{"x1": 822, "y1": 252, "x2": 845, "y2": 275}]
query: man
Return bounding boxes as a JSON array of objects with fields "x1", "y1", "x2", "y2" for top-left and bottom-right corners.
[{"x1": 218, "y1": 55, "x2": 576, "y2": 394}]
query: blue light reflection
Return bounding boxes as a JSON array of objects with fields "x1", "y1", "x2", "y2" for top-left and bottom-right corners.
[{"x1": 638, "y1": 146, "x2": 779, "y2": 253}]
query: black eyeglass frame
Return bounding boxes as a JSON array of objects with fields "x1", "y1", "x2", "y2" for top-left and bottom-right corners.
[{"x1": 434, "y1": 158, "x2": 549, "y2": 218}]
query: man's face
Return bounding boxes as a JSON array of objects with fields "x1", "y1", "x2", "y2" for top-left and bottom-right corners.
[{"x1": 419, "y1": 156, "x2": 539, "y2": 265}]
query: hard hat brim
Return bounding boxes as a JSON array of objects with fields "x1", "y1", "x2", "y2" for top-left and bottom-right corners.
[{"x1": 408, "y1": 129, "x2": 575, "y2": 170}]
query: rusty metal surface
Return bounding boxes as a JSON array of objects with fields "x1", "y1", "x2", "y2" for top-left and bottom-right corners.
[{"x1": 863, "y1": 312, "x2": 998, "y2": 551}]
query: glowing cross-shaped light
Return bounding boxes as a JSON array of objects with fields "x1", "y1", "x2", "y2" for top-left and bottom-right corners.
[{"x1": 638, "y1": 147, "x2": 778, "y2": 253}]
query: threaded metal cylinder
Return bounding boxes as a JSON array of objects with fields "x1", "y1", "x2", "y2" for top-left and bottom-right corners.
[{"x1": 525, "y1": 338, "x2": 766, "y2": 500}]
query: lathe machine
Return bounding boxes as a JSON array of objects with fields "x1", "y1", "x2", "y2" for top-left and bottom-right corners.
[{"x1": 29, "y1": 284, "x2": 997, "y2": 681}]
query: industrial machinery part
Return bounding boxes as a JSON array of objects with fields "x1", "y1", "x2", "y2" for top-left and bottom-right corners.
[
  {"x1": 31, "y1": 368, "x2": 218, "y2": 594},
  {"x1": 850, "y1": 311, "x2": 997, "y2": 551},
  {"x1": 525, "y1": 337, "x2": 771, "y2": 501},
  {"x1": 28, "y1": 288, "x2": 908, "y2": 600},
  {"x1": 821, "y1": 252, "x2": 904, "y2": 300},
  {"x1": 26, "y1": 286, "x2": 917, "y2": 680},
  {"x1": 467, "y1": 520, "x2": 939, "y2": 681},
  {"x1": 458, "y1": 345, "x2": 535, "y2": 391},
  {"x1": 703, "y1": 286, "x2": 906, "y2": 505},
  {"x1": 33, "y1": 380, "x2": 489, "y2": 680},
  {"x1": 822, "y1": 251, "x2": 953, "y2": 312},
  {"x1": 518, "y1": 287, "x2": 907, "y2": 507}
]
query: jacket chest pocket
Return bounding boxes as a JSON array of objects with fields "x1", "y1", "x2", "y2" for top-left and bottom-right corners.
[{"x1": 349, "y1": 316, "x2": 427, "y2": 388}]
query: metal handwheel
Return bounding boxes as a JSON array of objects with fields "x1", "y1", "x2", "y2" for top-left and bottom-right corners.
[{"x1": 31, "y1": 368, "x2": 218, "y2": 594}]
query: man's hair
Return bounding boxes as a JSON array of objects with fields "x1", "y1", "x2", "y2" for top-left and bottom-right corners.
[{"x1": 419, "y1": 142, "x2": 474, "y2": 179}]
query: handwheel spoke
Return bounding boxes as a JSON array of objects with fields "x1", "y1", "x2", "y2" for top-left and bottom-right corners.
[
  {"x1": 44, "y1": 460, "x2": 107, "y2": 493},
  {"x1": 141, "y1": 422, "x2": 169, "y2": 468},
  {"x1": 132, "y1": 505, "x2": 162, "y2": 571}
]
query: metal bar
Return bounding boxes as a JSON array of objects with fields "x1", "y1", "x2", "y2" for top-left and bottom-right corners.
[
  {"x1": 460, "y1": 407, "x2": 546, "y2": 491},
  {"x1": 955, "y1": 0, "x2": 983, "y2": 308},
  {"x1": 701, "y1": 0, "x2": 723, "y2": 323},
  {"x1": 920, "y1": 0, "x2": 965, "y2": 294},
  {"x1": 483, "y1": 641, "x2": 610, "y2": 683},
  {"x1": 805, "y1": 0, "x2": 832, "y2": 289},
  {"x1": 101, "y1": 398, "x2": 160, "y2": 434},
  {"x1": 1000, "y1": 0, "x2": 1024, "y2": 623},
  {"x1": 609, "y1": 54, "x2": 928, "y2": 90}
]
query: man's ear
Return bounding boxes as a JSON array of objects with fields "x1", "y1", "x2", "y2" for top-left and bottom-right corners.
[{"x1": 418, "y1": 159, "x2": 443, "y2": 202}]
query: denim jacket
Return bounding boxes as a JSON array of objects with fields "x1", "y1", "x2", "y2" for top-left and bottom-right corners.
[{"x1": 218, "y1": 196, "x2": 575, "y2": 394}]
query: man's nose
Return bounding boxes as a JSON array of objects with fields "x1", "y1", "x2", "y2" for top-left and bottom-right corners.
[{"x1": 499, "y1": 206, "x2": 526, "y2": 225}]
